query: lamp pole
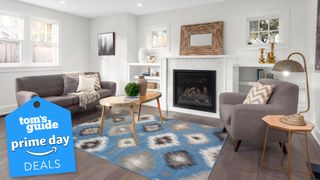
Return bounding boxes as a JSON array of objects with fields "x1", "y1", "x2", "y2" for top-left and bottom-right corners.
[{"x1": 287, "y1": 52, "x2": 310, "y2": 115}]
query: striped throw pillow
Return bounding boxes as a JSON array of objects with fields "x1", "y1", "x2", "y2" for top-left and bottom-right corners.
[{"x1": 243, "y1": 82, "x2": 275, "y2": 104}]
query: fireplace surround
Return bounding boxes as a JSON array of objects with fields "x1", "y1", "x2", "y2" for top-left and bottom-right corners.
[{"x1": 173, "y1": 70, "x2": 216, "y2": 113}]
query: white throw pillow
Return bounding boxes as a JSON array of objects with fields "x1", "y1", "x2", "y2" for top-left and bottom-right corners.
[{"x1": 77, "y1": 75, "x2": 96, "y2": 92}]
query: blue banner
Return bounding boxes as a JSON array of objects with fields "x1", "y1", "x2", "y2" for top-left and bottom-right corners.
[{"x1": 5, "y1": 97, "x2": 76, "y2": 177}]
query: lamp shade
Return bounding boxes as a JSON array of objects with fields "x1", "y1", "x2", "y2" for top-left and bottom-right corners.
[{"x1": 272, "y1": 60, "x2": 305, "y2": 72}]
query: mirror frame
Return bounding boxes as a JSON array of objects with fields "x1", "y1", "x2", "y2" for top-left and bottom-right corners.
[{"x1": 180, "y1": 21, "x2": 223, "y2": 55}]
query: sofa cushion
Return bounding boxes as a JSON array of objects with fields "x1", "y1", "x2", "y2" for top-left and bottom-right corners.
[
  {"x1": 220, "y1": 104, "x2": 234, "y2": 125},
  {"x1": 16, "y1": 74, "x2": 64, "y2": 97},
  {"x1": 97, "y1": 89, "x2": 112, "y2": 98},
  {"x1": 44, "y1": 95, "x2": 74, "y2": 107}
]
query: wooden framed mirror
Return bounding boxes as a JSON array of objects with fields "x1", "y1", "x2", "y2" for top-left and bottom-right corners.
[{"x1": 180, "y1": 21, "x2": 223, "y2": 55}]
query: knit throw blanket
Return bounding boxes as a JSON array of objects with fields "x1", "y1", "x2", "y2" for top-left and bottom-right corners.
[{"x1": 71, "y1": 91, "x2": 100, "y2": 109}]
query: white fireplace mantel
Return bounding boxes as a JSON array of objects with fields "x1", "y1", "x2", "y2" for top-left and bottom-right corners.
[{"x1": 160, "y1": 55, "x2": 236, "y2": 118}]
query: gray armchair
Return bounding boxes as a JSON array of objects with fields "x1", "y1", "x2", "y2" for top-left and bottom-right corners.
[{"x1": 219, "y1": 79, "x2": 299, "y2": 152}]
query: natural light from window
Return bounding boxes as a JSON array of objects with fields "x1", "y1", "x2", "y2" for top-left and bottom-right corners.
[
  {"x1": 0, "y1": 14, "x2": 23, "y2": 64},
  {"x1": 32, "y1": 20, "x2": 58, "y2": 64},
  {"x1": 248, "y1": 18, "x2": 280, "y2": 45},
  {"x1": 0, "y1": 13, "x2": 58, "y2": 67}
]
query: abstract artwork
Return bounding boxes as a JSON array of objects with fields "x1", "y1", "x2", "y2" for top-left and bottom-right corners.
[{"x1": 98, "y1": 32, "x2": 115, "y2": 56}]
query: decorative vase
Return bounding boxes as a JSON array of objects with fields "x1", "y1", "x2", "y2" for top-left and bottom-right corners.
[
  {"x1": 137, "y1": 76, "x2": 147, "y2": 96},
  {"x1": 138, "y1": 47, "x2": 148, "y2": 63}
]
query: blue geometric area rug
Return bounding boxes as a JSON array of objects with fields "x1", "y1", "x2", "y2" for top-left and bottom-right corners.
[{"x1": 73, "y1": 114, "x2": 226, "y2": 180}]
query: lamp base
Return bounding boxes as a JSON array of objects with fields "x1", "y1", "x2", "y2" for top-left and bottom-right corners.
[{"x1": 279, "y1": 114, "x2": 306, "y2": 126}]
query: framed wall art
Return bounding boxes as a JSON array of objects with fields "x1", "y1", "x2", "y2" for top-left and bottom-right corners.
[
  {"x1": 98, "y1": 32, "x2": 115, "y2": 56},
  {"x1": 180, "y1": 21, "x2": 223, "y2": 56}
]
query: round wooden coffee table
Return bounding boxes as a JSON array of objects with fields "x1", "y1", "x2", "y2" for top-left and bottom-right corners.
[{"x1": 98, "y1": 91, "x2": 163, "y2": 145}]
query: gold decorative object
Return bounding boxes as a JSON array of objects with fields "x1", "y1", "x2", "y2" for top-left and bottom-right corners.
[
  {"x1": 267, "y1": 42, "x2": 276, "y2": 64},
  {"x1": 259, "y1": 48, "x2": 266, "y2": 64},
  {"x1": 147, "y1": 56, "x2": 156, "y2": 63},
  {"x1": 272, "y1": 52, "x2": 310, "y2": 126}
]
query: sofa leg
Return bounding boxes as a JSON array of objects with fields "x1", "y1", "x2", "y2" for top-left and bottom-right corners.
[
  {"x1": 234, "y1": 140, "x2": 242, "y2": 152},
  {"x1": 279, "y1": 142, "x2": 288, "y2": 154},
  {"x1": 222, "y1": 127, "x2": 227, "y2": 133}
]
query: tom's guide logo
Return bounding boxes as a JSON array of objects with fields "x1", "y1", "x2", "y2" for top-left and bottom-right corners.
[{"x1": 5, "y1": 97, "x2": 76, "y2": 177}]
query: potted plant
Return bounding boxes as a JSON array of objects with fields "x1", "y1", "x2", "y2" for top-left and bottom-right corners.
[{"x1": 124, "y1": 83, "x2": 140, "y2": 97}]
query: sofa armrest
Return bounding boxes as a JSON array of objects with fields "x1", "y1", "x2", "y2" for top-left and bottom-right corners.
[
  {"x1": 101, "y1": 81, "x2": 116, "y2": 96},
  {"x1": 219, "y1": 92, "x2": 247, "y2": 105},
  {"x1": 16, "y1": 91, "x2": 39, "y2": 106}
]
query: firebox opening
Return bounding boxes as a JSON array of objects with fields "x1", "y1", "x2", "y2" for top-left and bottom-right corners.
[{"x1": 173, "y1": 70, "x2": 216, "y2": 113}]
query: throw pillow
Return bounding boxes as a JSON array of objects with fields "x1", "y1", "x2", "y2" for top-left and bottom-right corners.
[
  {"x1": 85, "y1": 73, "x2": 101, "y2": 90},
  {"x1": 77, "y1": 75, "x2": 96, "y2": 92},
  {"x1": 243, "y1": 82, "x2": 275, "y2": 104},
  {"x1": 63, "y1": 76, "x2": 79, "y2": 95},
  {"x1": 63, "y1": 72, "x2": 84, "y2": 95}
]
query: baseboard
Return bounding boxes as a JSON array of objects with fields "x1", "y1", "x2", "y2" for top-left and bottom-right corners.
[
  {"x1": 0, "y1": 104, "x2": 17, "y2": 116},
  {"x1": 312, "y1": 127, "x2": 320, "y2": 146}
]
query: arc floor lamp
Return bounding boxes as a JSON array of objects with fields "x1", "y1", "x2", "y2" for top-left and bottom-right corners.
[{"x1": 272, "y1": 52, "x2": 310, "y2": 126}]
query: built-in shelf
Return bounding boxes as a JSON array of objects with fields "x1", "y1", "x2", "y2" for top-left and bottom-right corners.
[
  {"x1": 233, "y1": 63, "x2": 275, "y2": 68},
  {"x1": 134, "y1": 75, "x2": 160, "y2": 81},
  {"x1": 128, "y1": 63, "x2": 160, "y2": 67}
]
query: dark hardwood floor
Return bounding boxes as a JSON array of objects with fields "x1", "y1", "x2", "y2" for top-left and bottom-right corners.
[{"x1": 1, "y1": 105, "x2": 319, "y2": 180}]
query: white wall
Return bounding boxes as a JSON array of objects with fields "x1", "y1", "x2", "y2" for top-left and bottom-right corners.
[
  {"x1": 90, "y1": 13, "x2": 138, "y2": 95},
  {"x1": 308, "y1": 0, "x2": 320, "y2": 144},
  {"x1": 138, "y1": 0, "x2": 309, "y2": 59},
  {"x1": 0, "y1": 0, "x2": 90, "y2": 115}
]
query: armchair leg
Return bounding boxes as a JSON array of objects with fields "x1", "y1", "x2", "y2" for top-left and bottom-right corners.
[
  {"x1": 222, "y1": 127, "x2": 227, "y2": 133},
  {"x1": 279, "y1": 142, "x2": 288, "y2": 154},
  {"x1": 234, "y1": 140, "x2": 242, "y2": 152}
]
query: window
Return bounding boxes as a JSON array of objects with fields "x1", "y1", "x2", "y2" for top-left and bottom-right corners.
[
  {"x1": 147, "y1": 25, "x2": 169, "y2": 51},
  {"x1": 0, "y1": 12, "x2": 59, "y2": 67},
  {"x1": 0, "y1": 14, "x2": 23, "y2": 63},
  {"x1": 248, "y1": 18, "x2": 280, "y2": 45},
  {"x1": 32, "y1": 19, "x2": 58, "y2": 64}
]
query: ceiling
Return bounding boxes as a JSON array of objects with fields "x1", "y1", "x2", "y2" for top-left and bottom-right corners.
[{"x1": 17, "y1": 0, "x2": 228, "y2": 18}]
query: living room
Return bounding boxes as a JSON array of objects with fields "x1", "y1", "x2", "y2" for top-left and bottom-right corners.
[{"x1": 1, "y1": 0, "x2": 320, "y2": 179}]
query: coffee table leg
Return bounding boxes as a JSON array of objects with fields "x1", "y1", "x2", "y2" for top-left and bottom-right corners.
[
  {"x1": 137, "y1": 104, "x2": 142, "y2": 122},
  {"x1": 156, "y1": 98, "x2": 164, "y2": 124},
  {"x1": 99, "y1": 106, "x2": 106, "y2": 135},
  {"x1": 130, "y1": 105, "x2": 137, "y2": 145}
]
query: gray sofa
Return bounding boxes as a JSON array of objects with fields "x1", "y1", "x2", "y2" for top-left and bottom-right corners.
[
  {"x1": 219, "y1": 79, "x2": 299, "y2": 152},
  {"x1": 15, "y1": 72, "x2": 116, "y2": 113}
]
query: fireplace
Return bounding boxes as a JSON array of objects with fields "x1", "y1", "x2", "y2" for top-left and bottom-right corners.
[{"x1": 173, "y1": 70, "x2": 216, "y2": 112}]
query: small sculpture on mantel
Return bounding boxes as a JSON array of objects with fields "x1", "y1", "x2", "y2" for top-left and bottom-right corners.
[{"x1": 259, "y1": 48, "x2": 266, "y2": 64}]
